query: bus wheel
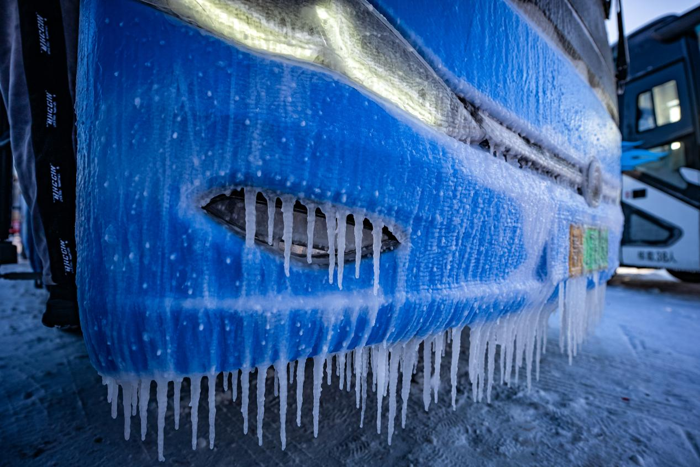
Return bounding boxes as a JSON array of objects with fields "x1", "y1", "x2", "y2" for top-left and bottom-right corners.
[{"x1": 668, "y1": 270, "x2": 700, "y2": 283}]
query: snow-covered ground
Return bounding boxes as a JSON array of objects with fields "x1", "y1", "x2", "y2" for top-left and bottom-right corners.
[{"x1": 1, "y1": 266, "x2": 699, "y2": 466}]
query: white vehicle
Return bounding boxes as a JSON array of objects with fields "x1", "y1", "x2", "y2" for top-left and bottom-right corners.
[{"x1": 618, "y1": 7, "x2": 700, "y2": 282}]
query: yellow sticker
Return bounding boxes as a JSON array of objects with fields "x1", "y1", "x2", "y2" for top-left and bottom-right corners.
[{"x1": 569, "y1": 225, "x2": 583, "y2": 276}]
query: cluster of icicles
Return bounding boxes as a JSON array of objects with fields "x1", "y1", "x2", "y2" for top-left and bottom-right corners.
[
  {"x1": 243, "y1": 187, "x2": 388, "y2": 294},
  {"x1": 101, "y1": 276, "x2": 605, "y2": 461}
]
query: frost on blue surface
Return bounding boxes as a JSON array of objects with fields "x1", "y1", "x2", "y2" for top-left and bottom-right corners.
[
  {"x1": 76, "y1": 0, "x2": 622, "y2": 456},
  {"x1": 372, "y1": 0, "x2": 621, "y2": 178}
]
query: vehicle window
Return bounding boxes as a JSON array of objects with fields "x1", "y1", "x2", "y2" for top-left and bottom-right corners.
[
  {"x1": 637, "y1": 91, "x2": 655, "y2": 132},
  {"x1": 628, "y1": 212, "x2": 672, "y2": 244},
  {"x1": 652, "y1": 80, "x2": 681, "y2": 126},
  {"x1": 638, "y1": 141, "x2": 688, "y2": 189},
  {"x1": 635, "y1": 80, "x2": 681, "y2": 132}
]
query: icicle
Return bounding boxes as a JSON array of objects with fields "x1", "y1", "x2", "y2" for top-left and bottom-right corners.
[
  {"x1": 497, "y1": 322, "x2": 506, "y2": 385},
  {"x1": 244, "y1": 188, "x2": 257, "y2": 247},
  {"x1": 422, "y1": 338, "x2": 432, "y2": 411},
  {"x1": 306, "y1": 204, "x2": 316, "y2": 264},
  {"x1": 558, "y1": 283, "x2": 566, "y2": 353},
  {"x1": 450, "y1": 327, "x2": 462, "y2": 410},
  {"x1": 232, "y1": 370, "x2": 238, "y2": 402},
  {"x1": 122, "y1": 382, "x2": 132, "y2": 441},
  {"x1": 157, "y1": 380, "x2": 167, "y2": 461},
  {"x1": 486, "y1": 326, "x2": 497, "y2": 403},
  {"x1": 515, "y1": 314, "x2": 527, "y2": 387},
  {"x1": 383, "y1": 352, "x2": 390, "y2": 399},
  {"x1": 241, "y1": 369, "x2": 250, "y2": 434},
  {"x1": 111, "y1": 380, "x2": 119, "y2": 419},
  {"x1": 387, "y1": 347, "x2": 401, "y2": 445},
  {"x1": 432, "y1": 333, "x2": 444, "y2": 403},
  {"x1": 514, "y1": 315, "x2": 523, "y2": 385},
  {"x1": 511, "y1": 315, "x2": 521, "y2": 381},
  {"x1": 266, "y1": 194, "x2": 276, "y2": 245},
  {"x1": 312, "y1": 356, "x2": 324, "y2": 437},
  {"x1": 372, "y1": 219, "x2": 383, "y2": 295},
  {"x1": 296, "y1": 358, "x2": 306, "y2": 427},
  {"x1": 504, "y1": 318, "x2": 515, "y2": 387},
  {"x1": 189, "y1": 376, "x2": 201, "y2": 450},
  {"x1": 561, "y1": 277, "x2": 588, "y2": 363},
  {"x1": 401, "y1": 340, "x2": 418, "y2": 428},
  {"x1": 468, "y1": 325, "x2": 482, "y2": 402},
  {"x1": 275, "y1": 363, "x2": 288, "y2": 450},
  {"x1": 131, "y1": 383, "x2": 138, "y2": 417},
  {"x1": 106, "y1": 377, "x2": 113, "y2": 404},
  {"x1": 360, "y1": 349, "x2": 369, "y2": 428},
  {"x1": 354, "y1": 348, "x2": 363, "y2": 408},
  {"x1": 478, "y1": 324, "x2": 488, "y2": 401},
  {"x1": 257, "y1": 366, "x2": 267, "y2": 446},
  {"x1": 346, "y1": 350, "x2": 353, "y2": 393},
  {"x1": 325, "y1": 205, "x2": 337, "y2": 283},
  {"x1": 338, "y1": 353, "x2": 346, "y2": 390},
  {"x1": 567, "y1": 281, "x2": 574, "y2": 363},
  {"x1": 354, "y1": 215, "x2": 363, "y2": 279},
  {"x1": 282, "y1": 196, "x2": 294, "y2": 277},
  {"x1": 223, "y1": 372, "x2": 229, "y2": 392},
  {"x1": 139, "y1": 379, "x2": 150, "y2": 441},
  {"x1": 375, "y1": 346, "x2": 388, "y2": 434},
  {"x1": 208, "y1": 375, "x2": 216, "y2": 449},
  {"x1": 524, "y1": 313, "x2": 536, "y2": 393},
  {"x1": 371, "y1": 347, "x2": 378, "y2": 393},
  {"x1": 325, "y1": 356, "x2": 332, "y2": 386},
  {"x1": 336, "y1": 211, "x2": 347, "y2": 289},
  {"x1": 274, "y1": 371, "x2": 279, "y2": 397},
  {"x1": 174, "y1": 379, "x2": 182, "y2": 430}
]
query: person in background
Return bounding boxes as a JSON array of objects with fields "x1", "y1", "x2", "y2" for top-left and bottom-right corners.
[
  {"x1": 20, "y1": 195, "x2": 44, "y2": 289},
  {"x1": 1, "y1": 0, "x2": 80, "y2": 327}
]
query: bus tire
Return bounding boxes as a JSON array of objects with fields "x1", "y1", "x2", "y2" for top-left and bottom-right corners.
[{"x1": 668, "y1": 270, "x2": 700, "y2": 283}]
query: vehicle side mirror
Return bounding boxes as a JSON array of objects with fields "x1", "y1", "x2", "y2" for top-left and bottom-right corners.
[{"x1": 679, "y1": 167, "x2": 700, "y2": 186}]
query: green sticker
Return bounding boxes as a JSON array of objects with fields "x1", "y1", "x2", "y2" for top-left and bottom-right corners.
[
  {"x1": 599, "y1": 228, "x2": 608, "y2": 269},
  {"x1": 583, "y1": 228, "x2": 599, "y2": 272}
]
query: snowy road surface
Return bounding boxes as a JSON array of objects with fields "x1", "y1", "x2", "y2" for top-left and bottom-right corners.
[{"x1": 1, "y1": 266, "x2": 699, "y2": 466}]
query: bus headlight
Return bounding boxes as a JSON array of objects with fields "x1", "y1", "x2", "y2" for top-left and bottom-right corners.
[{"x1": 138, "y1": 0, "x2": 484, "y2": 142}]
